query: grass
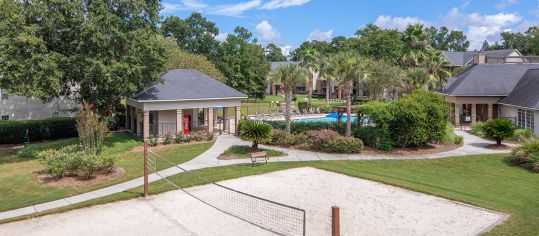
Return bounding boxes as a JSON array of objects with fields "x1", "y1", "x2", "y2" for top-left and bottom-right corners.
[
  {"x1": 220, "y1": 145, "x2": 286, "y2": 159},
  {"x1": 2, "y1": 149, "x2": 539, "y2": 235},
  {"x1": 0, "y1": 132, "x2": 213, "y2": 212}
]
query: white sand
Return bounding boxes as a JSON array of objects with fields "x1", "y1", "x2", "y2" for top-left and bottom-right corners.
[{"x1": 0, "y1": 167, "x2": 506, "y2": 236}]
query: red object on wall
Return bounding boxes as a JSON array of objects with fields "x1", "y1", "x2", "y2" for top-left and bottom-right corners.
[{"x1": 183, "y1": 115, "x2": 190, "y2": 134}]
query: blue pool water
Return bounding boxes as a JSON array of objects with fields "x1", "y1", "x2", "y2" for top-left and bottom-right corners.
[{"x1": 293, "y1": 116, "x2": 358, "y2": 123}]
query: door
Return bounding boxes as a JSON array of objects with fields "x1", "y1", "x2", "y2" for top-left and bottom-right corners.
[{"x1": 183, "y1": 115, "x2": 191, "y2": 134}]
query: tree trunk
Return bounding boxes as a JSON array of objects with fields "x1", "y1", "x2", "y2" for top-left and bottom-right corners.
[
  {"x1": 307, "y1": 72, "x2": 313, "y2": 110},
  {"x1": 345, "y1": 79, "x2": 352, "y2": 137},
  {"x1": 252, "y1": 141, "x2": 259, "y2": 151},
  {"x1": 325, "y1": 79, "x2": 330, "y2": 106},
  {"x1": 496, "y1": 138, "x2": 502, "y2": 145},
  {"x1": 285, "y1": 88, "x2": 293, "y2": 134}
]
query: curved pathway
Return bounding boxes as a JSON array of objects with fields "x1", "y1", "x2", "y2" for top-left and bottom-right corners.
[{"x1": 0, "y1": 130, "x2": 510, "y2": 221}]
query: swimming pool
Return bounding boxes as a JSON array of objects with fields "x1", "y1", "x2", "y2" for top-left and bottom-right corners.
[{"x1": 293, "y1": 116, "x2": 358, "y2": 123}]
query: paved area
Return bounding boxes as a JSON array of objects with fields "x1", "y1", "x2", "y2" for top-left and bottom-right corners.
[
  {"x1": 0, "y1": 130, "x2": 510, "y2": 222},
  {"x1": 0, "y1": 167, "x2": 508, "y2": 236}
]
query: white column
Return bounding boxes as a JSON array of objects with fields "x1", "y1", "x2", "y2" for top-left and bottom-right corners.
[
  {"x1": 235, "y1": 106, "x2": 241, "y2": 134},
  {"x1": 487, "y1": 104, "x2": 493, "y2": 120},
  {"x1": 471, "y1": 104, "x2": 477, "y2": 124},
  {"x1": 454, "y1": 103, "x2": 460, "y2": 126},
  {"x1": 176, "y1": 109, "x2": 183, "y2": 134},
  {"x1": 208, "y1": 107, "x2": 214, "y2": 133},
  {"x1": 223, "y1": 107, "x2": 229, "y2": 133}
]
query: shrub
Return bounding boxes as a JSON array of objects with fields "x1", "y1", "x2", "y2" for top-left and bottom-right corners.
[
  {"x1": 508, "y1": 139, "x2": 539, "y2": 172},
  {"x1": 98, "y1": 155, "x2": 117, "y2": 173},
  {"x1": 454, "y1": 135, "x2": 464, "y2": 145},
  {"x1": 442, "y1": 123, "x2": 464, "y2": 145},
  {"x1": 190, "y1": 130, "x2": 211, "y2": 141},
  {"x1": 162, "y1": 133, "x2": 173, "y2": 145},
  {"x1": 269, "y1": 129, "x2": 294, "y2": 146},
  {"x1": 471, "y1": 122, "x2": 486, "y2": 137},
  {"x1": 17, "y1": 148, "x2": 35, "y2": 158},
  {"x1": 353, "y1": 126, "x2": 393, "y2": 151},
  {"x1": 148, "y1": 135, "x2": 158, "y2": 146},
  {"x1": 407, "y1": 90, "x2": 448, "y2": 143},
  {"x1": 0, "y1": 117, "x2": 77, "y2": 144},
  {"x1": 325, "y1": 136, "x2": 363, "y2": 153},
  {"x1": 305, "y1": 129, "x2": 340, "y2": 148},
  {"x1": 356, "y1": 101, "x2": 394, "y2": 151},
  {"x1": 38, "y1": 149, "x2": 72, "y2": 179},
  {"x1": 239, "y1": 120, "x2": 272, "y2": 150},
  {"x1": 511, "y1": 129, "x2": 535, "y2": 143},
  {"x1": 484, "y1": 119, "x2": 516, "y2": 145},
  {"x1": 297, "y1": 101, "x2": 308, "y2": 111},
  {"x1": 78, "y1": 152, "x2": 99, "y2": 179},
  {"x1": 390, "y1": 97, "x2": 429, "y2": 147},
  {"x1": 75, "y1": 102, "x2": 108, "y2": 154}
]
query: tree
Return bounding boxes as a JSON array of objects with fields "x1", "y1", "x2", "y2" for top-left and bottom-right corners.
[
  {"x1": 161, "y1": 13, "x2": 220, "y2": 60},
  {"x1": 270, "y1": 63, "x2": 307, "y2": 133},
  {"x1": 239, "y1": 120, "x2": 272, "y2": 150},
  {"x1": 354, "y1": 24, "x2": 403, "y2": 64},
  {"x1": 298, "y1": 47, "x2": 320, "y2": 110},
  {"x1": 361, "y1": 59, "x2": 406, "y2": 100},
  {"x1": 217, "y1": 26, "x2": 270, "y2": 99},
  {"x1": 426, "y1": 26, "x2": 470, "y2": 51},
  {"x1": 320, "y1": 55, "x2": 337, "y2": 106},
  {"x1": 265, "y1": 43, "x2": 287, "y2": 61},
  {"x1": 165, "y1": 44, "x2": 227, "y2": 82},
  {"x1": 333, "y1": 51, "x2": 362, "y2": 137},
  {"x1": 401, "y1": 24, "x2": 430, "y2": 68},
  {"x1": 484, "y1": 119, "x2": 516, "y2": 145},
  {"x1": 424, "y1": 48, "x2": 452, "y2": 89},
  {"x1": 0, "y1": 0, "x2": 168, "y2": 111}
]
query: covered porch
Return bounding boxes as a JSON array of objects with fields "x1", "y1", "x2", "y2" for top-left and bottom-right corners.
[
  {"x1": 445, "y1": 96, "x2": 503, "y2": 126},
  {"x1": 125, "y1": 69, "x2": 247, "y2": 139}
]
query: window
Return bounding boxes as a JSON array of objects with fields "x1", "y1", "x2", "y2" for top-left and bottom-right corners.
[
  {"x1": 1, "y1": 115, "x2": 9, "y2": 120},
  {"x1": 517, "y1": 109, "x2": 535, "y2": 131},
  {"x1": 0, "y1": 89, "x2": 7, "y2": 100}
]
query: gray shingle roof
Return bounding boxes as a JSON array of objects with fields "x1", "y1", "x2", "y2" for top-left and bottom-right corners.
[
  {"x1": 132, "y1": 69, "x2": 247, "y2": 101},
  {"x1": 444, "y1": 64, "x2": 539, "y2": 96},
  {"x1": 441, "y1": 49, "x2": 520, "y2": 67},
  {"x1": 499, "y1": 69, "x2": 539, "y2": 110}
]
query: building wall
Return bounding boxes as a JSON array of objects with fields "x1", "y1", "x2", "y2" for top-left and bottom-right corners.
[
  {"x1": 0, "y1": 93, "x2": 77, "y2": 120},
  {"x1": 499, "y1": 104, "x2": 517, "y2": 119}
]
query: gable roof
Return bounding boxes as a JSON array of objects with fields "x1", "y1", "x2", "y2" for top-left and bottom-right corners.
[
  {"x1": 499, "y1": 69, "x2": 539, "y2": 110},
  {"x1": 444, "y1": 64, "x2": 539, "y2": 96},
  {"x1": 132, "y1": 69, "x2": 247, "y2": 101},
  {"x1": 441, "y1": 49, "x2": 520, "y2": 67}
]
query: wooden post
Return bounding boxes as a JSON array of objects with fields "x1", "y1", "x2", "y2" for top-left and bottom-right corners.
[
  {"x1": 143, "y1": 140, "x2": 148, "y2": 198},
  {"x1": 332, "y1": 206, "x2": 340, "y2": 236}
]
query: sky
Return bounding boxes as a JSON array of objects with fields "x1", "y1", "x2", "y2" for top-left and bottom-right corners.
[{"x1": 160, "y1": 0, "x2": 539, "y2": 54}]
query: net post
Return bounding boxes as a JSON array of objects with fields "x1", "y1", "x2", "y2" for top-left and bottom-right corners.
[
  {"x1": 332, "y1": 206, "x2": 340, "y2": 236},
  {"x1": 143, "y1": 140, "x2": 149, "y2": 198}
]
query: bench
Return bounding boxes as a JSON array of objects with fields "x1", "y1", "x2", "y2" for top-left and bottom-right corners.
[{"x1": 250, "y1": 151, "x2": 268, "y2": 166}]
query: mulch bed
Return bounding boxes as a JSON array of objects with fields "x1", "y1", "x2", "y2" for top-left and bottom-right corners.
[
  {"x1": 38, "y1": 167, "x2": 125, "y2": 187},
  {"x1": 361, "y1": 143, "x2": 462, "y2": 156},
  {"x1": 217, "y1": 153, "x2": 287, "y2": 160},
  {"x1": 485, "y1": 144, "x2": 511, "y2": 150}
]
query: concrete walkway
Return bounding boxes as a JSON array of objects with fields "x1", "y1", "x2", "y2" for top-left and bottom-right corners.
[{"x1": 0, "y1": 130, "x2": 510, "y2": 222}]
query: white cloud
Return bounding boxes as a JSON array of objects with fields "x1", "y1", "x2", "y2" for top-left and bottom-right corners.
[
  {"x1": 214, "y1": 33, "x2": 229, "y2": 42},
  {"x1": 255, "y1": 20, "x2": 280, "y2": 42},
  {"x1": 209, "y1": 0, "x2": 262, "y2": 16},
  {"x1": 280, "y1": 45, "x2": 293, "y2": 56},
  {"x1": 259, "y1": 0, "x2": 310, "y2": 10},
  {"x1": 161, "y1": 0, "x2": 206, "y2": 13},
  {"x1": 374, "y1": 15, "x2": 430, "y2": 30},
  {"x1": 495, "y1": 0, "x2": 518, "y2": 10},
  {"x1": 459, "y1": 11, "x2": 522, "y2": 49},
  {"x1": 307, "y1": 29, "x2": 333, "y2": 42}
]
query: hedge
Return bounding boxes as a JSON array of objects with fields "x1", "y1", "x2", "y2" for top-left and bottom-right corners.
[
  {"x1": 264, "y1": 120, "x2": 347, "y2": 135},
  {"x1": 0, "y1": 117, "x2": 78, "y2": 144}
]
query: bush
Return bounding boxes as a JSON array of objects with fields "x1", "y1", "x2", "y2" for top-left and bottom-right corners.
[
  {"x1": 454, "y1": 135, "x2": 464, "y2": 145},
  {"x1": 484, "y1": 119, "x2": 516, "y2": 145},
  {"x1": 305, "y1": 129, "x2": 340, "y2": 148},
  {"x1": 0, "y1": 117, "x2": 77, "y2": 144},
  {"x1": 511, "y1": 129, "x2": 535, "y2": 143},
  {"x1": 38, "y1": 144, "x2": 116, "y2": 179},
  {"x1": 148, "y1": 135, "x2": 158, "y2": 146},
  {"x1": 75, "y1": 102, "x2": 108, "y2": 154},
  {"x1": 190, "y1": 130, "x2": 212, "y2": 141},
  {"x1": 162, "y1": 133, "x2": 173, "y2": 145},
  {"x1": 269, "y1": 129, "x2": 295, "y2": 146},
  {"x1": 471, "y1": 122, "x2": 486, "y2": 137},
  {"x1": 508, "y1": 139, "x2": 539, "y2": 172},
  {"x1": 390, "y1": 97, "x2": 429, "y2": 147},
  {"x1": 239, "y1": 120, "x2": 272, "y2": 150},
  {"x1": 16, "y1": 148, "x2": 35, "y2": 158},
  {"x1": 325, "y1": 136, "x2": 363, "y2": 153},
  {"x1": 353, "y1": 126, "x2": 393, "y2": 151},
  {"x1": 442, "y1": 123, "x2": 464, "y2": 145},
  {"x1": 297, "y1": 101, "x2": 308, "y2": 111}
]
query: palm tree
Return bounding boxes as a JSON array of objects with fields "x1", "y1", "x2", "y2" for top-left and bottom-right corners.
[
  {"x1": 332, "y1": 51, "x2": 362, "y2": 137},
  {"x1": 270, "y1": 63, "x2": 307, "y2": 133},
  {"x1": 320, "y1": 55, "x2": 336, "y2": 106},
  {"x1": 401, "y1": 24, "x2": 429, "y2": 68},
  {"x1": 299, "y1": 48, "x2": 320, "y2": 110},
  {"x1": 425, "y1": 48, "x2": 452, "y2": 89}
]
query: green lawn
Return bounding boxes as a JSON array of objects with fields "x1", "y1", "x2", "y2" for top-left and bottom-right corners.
[
  {"x1": 0, "y1": 132, "x2": 213, "y2": 212},
  {"x1": 6, "y1": 153, "x2": 539, "y2": 235},
  {"x1": 220, "y1": 145, "x2": 286, "y2": 159}
]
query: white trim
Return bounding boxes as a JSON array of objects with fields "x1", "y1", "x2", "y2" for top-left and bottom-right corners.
[
  {"x1": 497, "y1": 102, "x2": 538, "y2": 111},
  {"x1": 128, "y1": 96, "x2": 248, "y2": 103}
]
